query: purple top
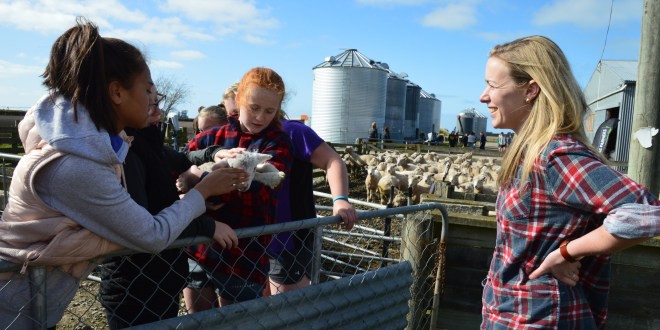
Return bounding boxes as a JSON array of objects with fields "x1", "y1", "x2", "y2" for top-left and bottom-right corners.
[{"x1": 269, "y1": 119, "x2": 324, "y2": 254}]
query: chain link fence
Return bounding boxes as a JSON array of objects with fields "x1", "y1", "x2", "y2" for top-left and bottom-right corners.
[{"x1": 0, "y1": 153, "x2": 449, "y2": 329}]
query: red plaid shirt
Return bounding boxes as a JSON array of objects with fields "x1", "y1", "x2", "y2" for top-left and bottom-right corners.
[
  {"x1": 187, "y1": 116, "x2": 292, "y2": 284},
  {"x1": 482, "y1": 135, "x2": 658, "y2": 329},
  {"x1": 183, "y1": 126, "x2": 221, "y2": 152}
]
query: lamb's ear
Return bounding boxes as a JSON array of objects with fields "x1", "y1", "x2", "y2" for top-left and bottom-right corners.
[{"x1": 254, "y1": 153, "x2": 272, "y2": 163}]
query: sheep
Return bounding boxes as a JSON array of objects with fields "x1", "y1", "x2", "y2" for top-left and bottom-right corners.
[
  {"x1": 377, "y1": 164, "x2": 400, "y2": 205},
  {"x1": 365, "y1": 166, "x2": 381, "y2": 203},
  {"x1": 473, "y1": 172, "x2": 498, "y2": 195},
  {"x1": 198, "y1": 151, "x2": 285, "y2": 191},
  {"x1": 412, "y1": 172, "x2": 435, "y2": 204},
  {"x1": 392, "y1": 190, "x2": 408, "y2": 207},
  {"x1": 344, "y1": 145, "x2": 372, "y2": 167}
]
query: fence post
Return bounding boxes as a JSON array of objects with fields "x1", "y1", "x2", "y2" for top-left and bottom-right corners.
[
  {"x1": 400, "y1": 210, "x2": 436, "y2": 329},
  {"x1": 311, "y1": 225, "x2": 323, "y2": 285}
]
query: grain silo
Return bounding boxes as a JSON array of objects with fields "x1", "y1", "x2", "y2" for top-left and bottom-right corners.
[
  {"x1": 404, "y1": 82, "x2": 421, "y2": 140},
  {"x1": 457, "y1": 108, "x2": 487, "y2": 134},
  {"x1": 383, "y1": 70, "x2": 407, "y2": 142},
  {"x1": 311, "y1": 49, "x2": 388, "y2": 144},
  {"x1": 418, "y1": 90, "x2": 441, "y2": 136}
]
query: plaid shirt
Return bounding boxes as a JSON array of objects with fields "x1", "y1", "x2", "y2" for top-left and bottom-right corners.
[
  {"x1": 183, "y1": 126, "x2": 221, "y2": 152},
  {"x1": 187, "y1": 116, "x2": 292, "y2": 284},
  {"x1": 482, "y1": 135, "x2": 659, "y2": 329}
]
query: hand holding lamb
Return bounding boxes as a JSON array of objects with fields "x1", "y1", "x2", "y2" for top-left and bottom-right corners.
[{"x1": 201, "y1": 149, "x2": 285, "y2": 191}]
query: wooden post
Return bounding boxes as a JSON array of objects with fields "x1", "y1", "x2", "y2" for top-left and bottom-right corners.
[
  {"x1": 628, "y1": 0, "x2": 660, "y2": 195},
  {"x1": 400, "y1": 210, "x2": 436, "y2": 329}
]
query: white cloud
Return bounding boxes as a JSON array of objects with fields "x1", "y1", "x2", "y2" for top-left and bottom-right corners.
[
  {"x1": 533, "y1": 0, "x2": 642, "y2": 28},
  {"x1": 422, "y1": 3, "x2": 477, "y2": 30},
  {"x1": 242, "y1": 34, "x2": 275, "y2": 46},
  {"x1": 161, "y1": 0, "x2": 279, "y2": 44},
  {"x1": 356, "y1": 0, "x2": 427, "y2": 5},
  {"x1": 0, "y1": 0, "x2": 146, "y2": 34},
  {"x1": 171, "y1": 50, "x2": 205, "y2": 60},
  {"x1": 150, "y1": 59, "x2": 184, "y2": 69},
  {"x1": 106, "y1": 16, "x2": 214, "y2": 47},
  {"x1": 0, "y1": 60, "x2": 42, "y2": 78}
]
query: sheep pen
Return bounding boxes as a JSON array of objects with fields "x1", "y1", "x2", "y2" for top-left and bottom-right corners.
[{"x1": 58, "y1": 146, "x2": 501, "y2": 329}]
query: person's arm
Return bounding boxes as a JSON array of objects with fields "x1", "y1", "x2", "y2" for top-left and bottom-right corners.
[
  {"x1": 529, "y1": 146, "x2": 659, "y2": 284},
  {"x1": 37, "y1": 155, "x2": 245, "y2": 253},
  {"x1": 186, "y1": 145, "x2": 223, "y2": 165},
  {"x1": 529, "y1": 226, "x2": 652, "y2": 282},
  {"x1": 309, "y1": 142, "x2": 358, "y2": 230}
]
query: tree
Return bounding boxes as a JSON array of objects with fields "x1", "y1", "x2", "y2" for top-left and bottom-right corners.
[{"x1": 154, "y1": 75, "x2": 190, "y2": 119}]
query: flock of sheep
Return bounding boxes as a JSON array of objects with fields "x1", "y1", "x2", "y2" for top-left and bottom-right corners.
[{"x1": 341, "y1": 146, "x2": 502, "y2": 206}]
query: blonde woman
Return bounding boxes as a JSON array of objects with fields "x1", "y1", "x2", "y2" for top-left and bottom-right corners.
[{"x1": 479, "y1": 36, "x2": 659, "y2": 328}]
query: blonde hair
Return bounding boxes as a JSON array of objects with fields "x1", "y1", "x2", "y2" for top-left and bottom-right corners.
[
  {"x1": 199, "y1": 104, "x2": 227, "y2": 123},
  {"x1": 193, "y1": 104, "x2": 227, "y2": 133},
  {"x1": 491, "y1": 36, "x2": 600, "y2": 187},
  {"x1": 222, "y1": 81, "x2": 239, "y2": 103}
]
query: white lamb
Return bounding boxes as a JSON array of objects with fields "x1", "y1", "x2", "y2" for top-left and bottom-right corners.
[
  {"x1": 198, "y1": 151, "x2": 285, "y2": 191},
  {"x1": 365, "y1": 166, "x2": 381, "y2": 203}
]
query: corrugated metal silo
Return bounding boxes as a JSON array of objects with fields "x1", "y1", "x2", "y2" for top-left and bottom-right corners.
[
  {"x1": 418, "y1": 90, "x2": 441, "y2": 136},
  {"x1": 457, "y1": 108, "x2": 487, "y2": 134},
  {"x1": 384, "y1": 72, "x2": 407, "y2": 141},
  {"x1": 311, "y1": 49, "x2": 388, "y2": 144},
  {"x1": 404, "y1": 82, "x2": 421, "y2": 139}
]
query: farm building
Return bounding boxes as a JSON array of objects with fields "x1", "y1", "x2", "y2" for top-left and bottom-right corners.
[{"x1": 583, "y1": 60, "x2": 637, "y2": 165}]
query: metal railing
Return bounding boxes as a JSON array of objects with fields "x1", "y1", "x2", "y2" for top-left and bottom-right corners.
[{"x1": 0, "y1": 153, "x2": 449, "y2": 330}]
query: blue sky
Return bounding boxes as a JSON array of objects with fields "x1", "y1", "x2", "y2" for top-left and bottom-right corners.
[{"x1": 0, "y1": 0, "x2": 643, "y2": 132}]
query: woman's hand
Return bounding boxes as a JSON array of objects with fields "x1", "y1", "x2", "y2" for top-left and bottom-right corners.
[
  {"x1": 529, "y1": 248, "x2": 582, "y2": 286},
  {"x1": 213, "y1": 221, "x2": 238, "y2": 249},
  {"x1": 195, "y1": 167, "x2": 248, "y2": 198}
]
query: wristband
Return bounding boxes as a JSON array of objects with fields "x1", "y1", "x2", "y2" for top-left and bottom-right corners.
[
  {"x1": 200, "y1": 171, "x2": 210, "y2": 180},
  {"x1": 559, "y1": 240, "x2": 578, "y2": 263},
  {"x1": 332, "y1": 195, "x2": 349, "y2": 203}
]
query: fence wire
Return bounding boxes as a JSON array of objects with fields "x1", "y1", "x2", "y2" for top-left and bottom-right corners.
[{"x1": 0, "y1": 154, "x2": 448, "y2": 329}]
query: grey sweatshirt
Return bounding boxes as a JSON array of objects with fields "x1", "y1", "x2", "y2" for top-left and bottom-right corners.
[{"x1": 31, "y1": 94, "x2": 206, "y2": 253}]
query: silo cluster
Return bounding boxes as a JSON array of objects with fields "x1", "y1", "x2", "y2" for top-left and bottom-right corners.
[
  {"x1": 311, "y1": 49, "x2": 441, "y2": 144},
  {"x1": 456, "y1": 108, "x2": 487, "y2": 135}
]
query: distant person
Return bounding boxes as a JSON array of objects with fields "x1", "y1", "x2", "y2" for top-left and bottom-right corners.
[
  {"x1": 467, "y1": 132, "x2": 477, "y2": 149},
  {"x1": 506, "y1": 132, "x2": 513, "y2": 146},
  {"x1": 368, "y1": 122, "x2": 379, "y2": 142},
  {"x1": 479, "y1": 131, "x2": 487, "y2": 150},
  {"x1": 462, "y1": 133, "x2": 469, "y2": 148},
  {"x1": 448, "y1": 132, "x2": 457, "y2": 147},
  {"x1": 383, "y1": 126, "x2": 392, "y2": 143},
  {"x1": 437, "y1": 133, "x2": 445, "y2": 145},
  {"x1": 497, "y1": 132, "x2": 506, "y2": 152},
  {"x1": 479, "y1": 35, "x2": 660, "y2": 329}
]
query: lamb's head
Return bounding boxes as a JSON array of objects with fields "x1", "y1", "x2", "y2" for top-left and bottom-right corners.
[{"x1": 226, "y1": 151, "x2": 272, "y2": 191}]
